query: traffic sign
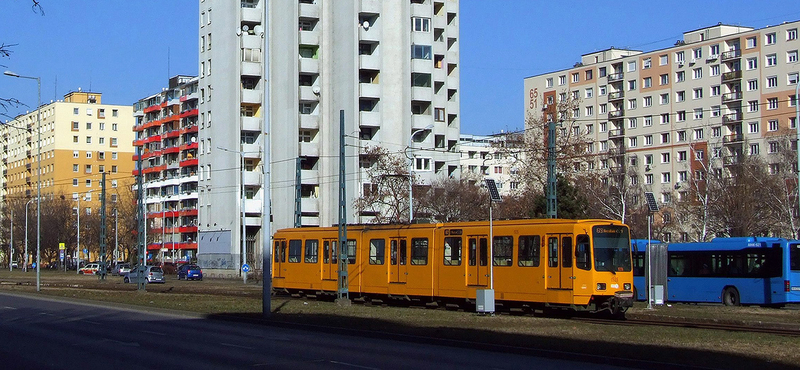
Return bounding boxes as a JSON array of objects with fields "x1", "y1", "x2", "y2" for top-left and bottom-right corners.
[
  {"x1": 242, "y1": 264, "x2": 251, "y2": 273},
  {"x1": 59, "y1": 243, "x2": 65, "y2": 250}
]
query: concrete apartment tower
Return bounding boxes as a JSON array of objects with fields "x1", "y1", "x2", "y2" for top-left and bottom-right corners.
[{"x1": 197, "y1": 0, "x2": 461, "y2": 272}]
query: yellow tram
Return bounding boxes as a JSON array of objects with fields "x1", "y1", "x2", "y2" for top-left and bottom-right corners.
[{"x1": 272, "y1": 219, "x2": 634, "y2": 315}]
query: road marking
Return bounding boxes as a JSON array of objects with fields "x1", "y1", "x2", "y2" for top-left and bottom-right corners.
[
  {"x1": 219, "y1": 342, "x2": 253, "y2": 350},
  {"x1": 328, "y1": 361, "x2": 380, "y2": 370},
  {"x1": 141, "y1": 330, "x2": 166, "y2": 336}
]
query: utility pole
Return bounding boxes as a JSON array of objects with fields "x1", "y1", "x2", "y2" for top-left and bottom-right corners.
[
  {"x1": 336, "y1": 110, "x2": 349, "y2": 305},
  {"x1": 136, "y1": 152, "x2": 146, "y2": 291},
  {"x1": 546, "y1": 119, "x2": 557, "y2": 218},
  {"x1": 98, "y1": 172, "x2": 107, "y2": 280}
]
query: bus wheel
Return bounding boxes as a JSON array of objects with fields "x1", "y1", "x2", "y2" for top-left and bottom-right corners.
[{"x1": 722, "y1": 287, "x2": 740, "y2": 306}]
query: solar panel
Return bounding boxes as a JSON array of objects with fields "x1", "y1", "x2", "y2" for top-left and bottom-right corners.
[
  {"x1": 484, "y1": 178, "x2": 502, "y2": 202},
  {"x1": 644, "y1": 192, "x2": 659, "y2": 212}
]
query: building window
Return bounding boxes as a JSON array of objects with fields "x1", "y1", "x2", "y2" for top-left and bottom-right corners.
[
  {"x1": 661, "y1": 172, "x2": 671, "y2": 183},
  {"x1": 748, "y1": 79, "x2": 758, "y2": 91},
  {"x1": 642, "y1": 57, "x2": 651, "y2": 69},
  {"x1": 645, "y1": 135, "x2": 653, "y2": 146},
  {"x1": 678, "y1": 151, "x2": 687, "y2": 162},
  {"x1": 748, "y1": 121, "x2": 759, "y2": 133},
  {"x1": 661, "y1": 132, "x2": 670, "y2": 144},
  {"x1": 627, "y1": 99, "x2": 636, "y2": 110},
  {"x1": 644, "y1": 116, "x2": 652, "y2": 127},
  {"x1": 750, "y1": 144, "x2": 760, "y2": 155},
  {"x1": 767, "y1": 76, "x2": 778, "y2": 88},
  {"x1": 645, "y1": 174, "x2": 653, "y2": 185},
  {"x1": 628, "y1": 117, "x2": 637, "y2": 128},
  {"x1": 660, "y1": 114, "x2": 670, "y2": 124},
  {"x1": 660, "y1": 93, "x2": 669, "y2": 104},
  {"x1": 749, "y1": 100, "x2": 760, "y2": 112},
  {"x1": 643, "y1": 77, "x2": 652, "y2": 88},
  {"x1": 789, "y1": 28, "x2": 798, "y2": 41},
  {"x1": 72, "y1": 164, "x2": 79, "y2": 172},
  {"x1": 627, "y1": 61, "x2": 636, "y2": 72},
  {"x1": 766, "y1": 53, "x2": 777, "y2": 67},
  {"x1": 628, "y1": 80, "x2": 636, "y2": 91},
  {"x1": 73, "y1": 135, "x2": 78, "y2": 143},
  {"x1": 768, "y1": 97, "x2": 778, "y2": 110},
  {"x1": 414, "y1": 157, "x2": 431, "y2": 171},
  {"x1": 585, "y1": 70, "x2": 593, "y2": 80},
  {"x1": 676, "y1": 71, "x2": 685, "y2": 83},
  {"x1": 746, "y1": 36, "x2": 757, "y2": 49},
  {"x1": 412, "y1": 17, "x2": 430, "y2": 32},
  {"x1": 766, "y1": 32, "x2": 777, "y2": 45},
  {"x1": 693, "y1": 108, "x2": 703, "y2": 120},
  {"x1": 694, "y1": 128, "x2": 704, "y2": 140},
  {"x1": 693, "y1": 68, "x2": 702, "y2": 79},
  {"x1": 661, "y1": 152, "x2": 670, "y2": 163},
  {"x1": 572, "y1": 73, "x2": 579, "y2": 83},
  {"x1": 710, "y1": 64, "x2": 720, "y2": 76},
  {"x1": 693, "y1": 88, "x2": 703, "y2": 99},
  {"x1": 110, "y1": 138, "x2": 118, "y2": 147},
  {"x1": 712, "y1": 127, "x2": 721, "y2": 137},
  {"x1": 660, "y1": 74, "x2": 668, "y2": 85},
  {"x1": 585, "y1": 87, "x2": 593, "y2": 98},
  {"x1": 643, "y1": 96, "x2": 652, "y2": 107},
  {"x1": 628, "y1": 137, "x2": 637, "y2": 147},
  {"x1": 677, "y1": 111, "x2": 686, "y2": 121},
  {"x1": 545, "y1": 77, "x2": 553, "y2": 88},
  {"x1": 86, "y1": 136, "x2": 92, "y2": 144},
  {"x1": 769, "y1": 141, "x2": 779, "y2": 153},
  {"x1": 675, "y1": 51, "x2": 685, "y2": 63},
  {"x1": 676, "y1": 91, "x2": 685, "y2": 102},
  {"x1": 790, "y1": 72, "x2": 799, "y2": 85},
  {"x1": 659, "y1": 54, "x2": 668, "y2": 65},
  {"x1": 558, "y1": 75, "x2": 566, "y2": 85},
  {"x1": 711, "y1": 105, "x2": 720, "y2": 117},
  {"x1": 711, "y1": 85, "x2": 720, "y2": 96},
  {"x1": 746, "y1": 57, "x2": 757, "y2": 70}
]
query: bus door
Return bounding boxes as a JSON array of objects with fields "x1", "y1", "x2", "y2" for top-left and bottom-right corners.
[
  {"x1": 389, "y1": 238, "x2": 407, "y2": 284},
  {"x1": 322, "y1": 239, "x2": 338, "y2": 281},
  {"x1": 273, "y1": 240, "x2": 286, "y2": 279},
  {"x1": 467, "y1": 236, "x2": 489, "y2": 286}
]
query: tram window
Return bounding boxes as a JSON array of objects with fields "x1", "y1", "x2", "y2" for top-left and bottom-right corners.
[
  {"x1": 369, "y1": 239, "x2": 385, "y2": 265},
  {"x1": 304, "y1": 239, "x2": 319, "y2": 263},
  {"x1": 518, "y1": 235, "x2": 540, "y2": 267},
  {"x1": 443, "y1": 237, "x2": 462, "y2": 266},
  {"x1": 390, "y1": 240, "x2": 398, "y2": 265},
  {"x1": 288, "y1": 240, "x2": 302, "y2": 263},
  {"x1": 575, "y1": 234, "x2": 591, "y2": 271},
  {"x1": 468, "y1": 239, "x2": 477, "y2": 266},
  {"x1": 274, "y1": 240, "x2": 286, "y2": 263},
  {"x1": 330, "y1": 241, "x2": 338, "y2": 264},
  {"x1": 399, "y1": 239, "x2": 408, "y2": 265},
  {"x1": 561, "y1": 236, "x2": 573, "y2": 268},
  {"x1": 347, "y1": 240, "x2": 357, "y2": 264},
  {"x1": 791, "y1": 244, "x2": 800, "y2": 271},
  {"x1": 323, "y1": 241, "x2": 330, "y2": 263},
  {"x1": 548, "y1": 237, "x2": 559, "y2": 268},
  {"x1": 411, "y1": 238, "x2": 428, "y2": 265},
  {"x1": 493, "y1": 236, "x2": 513, "y2": 266},
  {"x1": 479, "y1": 238, "x2": 488, "y2": 266}
]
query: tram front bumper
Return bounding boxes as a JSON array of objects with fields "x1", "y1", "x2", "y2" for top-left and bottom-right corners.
[{"x1": 614, "y1": 291, "x2": 634, "y2": 308}]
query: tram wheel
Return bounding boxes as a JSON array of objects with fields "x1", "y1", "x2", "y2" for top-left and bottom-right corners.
[{"x1": 722, "y1": 287, "x2": 740, "y2": 306}]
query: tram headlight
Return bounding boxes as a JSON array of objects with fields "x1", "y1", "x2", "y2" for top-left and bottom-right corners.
[
  {"x1": 624, "y1": 283, "x2": 631, "y2": 290},
  {"x1": 596, "y1": 283, "x2": 606, "y2": 291}
]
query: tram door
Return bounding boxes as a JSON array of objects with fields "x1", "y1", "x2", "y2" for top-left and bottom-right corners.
[
  {"x1": 546, "y1": 235, "x2": 574, "y2": 290},
  {"x1": 273, "y1": 240, "x2": 286, "y2": 278},
  {"x1": 322, "y1": 239, "x2": 338, "y2": 281},
  {"x1": 468, "y1": 237, "x2": 489, "y2": 286},
  {"x1": 389, "y1": 238, "x2": 407, "y2": 284}
]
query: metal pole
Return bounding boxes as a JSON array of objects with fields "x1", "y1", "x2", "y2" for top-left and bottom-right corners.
[
  {"x1": 25, "y1": 198, "x2": 33, "y2": 273},
  {"x1": 115, "y1": 208, "x2": 118, "y2": 264},
  {"x1": 241, "y1": 149, "x2": 247, "y2": 284},
  {"x1": 546, "y1": 120, "x2": 557, "y2": 218},
  {"x1": 35, "y1": 76, "x2": 41, "y2": 291},
  {"x1": 489, "y1": 201, "x2": 494, "y2": 291},
  {"x1": 647, "y1": 214, "x2": 653, "y2": 309},
  {"x1": 261, "y1": 2, "x2": 272, "y2": 317},
  {"x1": 795, "y1": 79, "x2": 799, "y2": 237},
  {"x1": 9, "y1": 209, "x2": 12, "y2": 271},
  {"x1": 76, "y1": 195, "x2": 80, "y2": 274}
]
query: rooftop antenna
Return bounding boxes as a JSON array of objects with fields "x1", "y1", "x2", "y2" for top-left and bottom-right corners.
[
  {"x1": 167, "y1": 47, "x2": 171, "y2": 79},
  {"x1": 53, "y1": 75, "x2": 57, "y2": 101}
]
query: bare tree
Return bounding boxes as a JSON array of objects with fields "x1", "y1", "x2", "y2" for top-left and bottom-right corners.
[
  {"x1": 0, "y1": 1, "x2": 44, "y2": 111},
  {"x1": 353, "y1": 146, "x2": 415, "y2": 224},
  {"x1": 416, "y1": 177, "x2": 487, "y2": 222}
]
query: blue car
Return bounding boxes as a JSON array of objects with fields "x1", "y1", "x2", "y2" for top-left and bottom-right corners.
[{"x1": 177, "y1": 264, "x2": 203, "y2": 281}]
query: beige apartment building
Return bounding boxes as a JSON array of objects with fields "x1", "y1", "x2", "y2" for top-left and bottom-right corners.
[
  {"x1": 524, "y1": 21, "x2": 800, "y2": 223},
  {"x1": 459, "y1": 133, "x2": 524, "y2": 196},
  {"x1": 1, "y1": 90, "x2": 135, "y2": 216}
]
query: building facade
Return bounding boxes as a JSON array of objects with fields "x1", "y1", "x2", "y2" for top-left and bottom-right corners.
[
  {"x1": 132, "y1": 76, "x2": 200, "y2": 263},
  {"x1": 196, "y1": 0, "x2": 461, "y2": 271},
  {"x1": 459, "y1": 133, "x2": 523, "y2": 196},
  {"x1": 1, "y1": 91, "x2": 135, "y2": 262},
  {"x1": 524, "y1": 21, "x2": 800, "y2": 219}
]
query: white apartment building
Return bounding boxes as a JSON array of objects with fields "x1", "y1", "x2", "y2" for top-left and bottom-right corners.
[
  {"x1": 524, "y1": 21, "x2": 800, "y2": 209},
  {"x1": 459, "y1": 133, "x2": 523, "y2": 196},
  {"x1": 197, "y1": 0, "x2": 461, "y2": 271}
]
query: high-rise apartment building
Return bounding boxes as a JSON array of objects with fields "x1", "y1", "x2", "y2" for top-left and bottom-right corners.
[
  {"x1": 1, "y1": 91, "x2": 135, "y2": 261},
  {"x1": 196, "y1": 0, "x2": 461, "y2": 271},
  {"x1": 459, "y1": 133, "x2": 524, "y2": 196},
  {"x1": 524, "y1": 21, "x2": 800, "y2": 214},
  {"x1": 133, "y1": 76, "x2": 200, "y2": 263}
]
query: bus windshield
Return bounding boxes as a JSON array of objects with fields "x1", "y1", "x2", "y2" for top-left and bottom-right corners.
[
  {"x1": 593, "y1": 225, "x2": 631, "y2": 272},
  {"x1": 791, "y1": 243, "x2": 800, "y2": 271}
]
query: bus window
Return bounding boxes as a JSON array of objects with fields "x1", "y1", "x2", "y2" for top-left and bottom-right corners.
[
  {"x1": 493, "y1": 236, "x2": 513, "y2": 266},
  {"x1": 411, "y1": 238, "x2": 428, "y2": 265},
  {"x1": 561, "y1": 236, "x2": 573, "y2": 268},
  {"x1": 669, "y1": 253, "x2": 688, "y2": 277},
  {"x1": 347, "y1": 240, "x2": 357, "y2": 264},
  {"x1": 443, "y1": 237, "x2": 462, "y2": 266},
  {"x1": 518, "y1": 235, "x2": 540, "y2": 267},
  {"x1": 548, "y1": 237, "x2": 558, "y2": 268},
  {"x1": 791, "y1": 244, "x2": 800, "y2": 271},
  {"x1": 369, "y1": 239, "x2": 385, "y2": 265},
  {"x1": 288, "y1": 240, "x2": 302, "y2": 263},
  {"x1": 304, "y1": 239, "x2": 319, "y2": 263},
  {"x1": 575, "y1": 234, "x2": 591, "y2": 271}
]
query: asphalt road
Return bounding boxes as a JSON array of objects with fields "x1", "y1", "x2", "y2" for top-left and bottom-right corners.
[{"x1": 0, "y1": 292, "x2": 632, "y2": 370}]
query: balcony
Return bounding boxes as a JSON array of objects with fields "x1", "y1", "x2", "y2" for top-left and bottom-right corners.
[
  {"x1": 359, "y1": 83, "x2": 382, "y2": 99},
  {"x1": 299, "y1": 86, "x2": 319, "y2": 101},
  {"x1": 244, "y1": 199, "x2": 262, "y2": 215},
  {"x1": 359, "y1": 24, "x2": 381, "y2": 43},
  {"x1": 412, "y1": 114, "x2": 434, "y2": 130},
  {"x1": 723, "y1": 154, "x2": 741, "y2": 165},
  {"x1": 300, "y1": 114, "x2": 319, "y2": 130},
  {"x1": 721, "y1": 70, "x2": 742, "y2": 82},
  {"x1": 241, "y1": 7, "x2": 262, "y2": 23},
  {"x1": 359, "y1": 54, "x2": 381, "y2": 70},
  {"x1": 299, "y1": 30, "x2": 319, "y2": 46},
  {"x1": 359, "y1": 111, "x2": 380, "y2": 128},
  {"x1": 608, "y1": 110, "x2": 624, "y2": 119},
  {"x1": 722, "y1": 133, "x2": 744, "y2": 144},
  {"x1": 608, "y1": 128, "x2": 625, "y2": 138},
  {"x1": 243, "y1": 170, "x2": 261, "y2": 186},
  {"x1": 241, "y1": 116, "x2": 260, "y2": 131},
  {"x1": 721, "y1": 91, "x2": 742, "y2": 103},
  {"x1": 299, "y1": 58, "x2": 319, "y2": 74},
  {"x1": 608, "y1": 91, "x2": 624, "y2": 101},
  {"x1": 241, "y1": 61, "x2": 262, "y2": 77},
  {"x1": 722, "y1": 112, "x2": 743, "y2": 124},
  {"x1": 720, "y1": 49, "x2": 741, "y2": 61},
  {"x1": 607, "y1": 72, "x2": 624, "y2": 82},
  {"x1": 411, "y1": 86, "x2": 432, "y2": 102},
  {"x1": 240, "y1": 89, "x2": 262, "y2": 104},
  {"x1": 608, "y1": 147, "x2": 626, "y2": 156},
  {"x1": 298, "y1": 2, "x2": 319, "y2": 18},
  {"x1": 300, "y1": 142, "x2": 319, "y2": 157}
]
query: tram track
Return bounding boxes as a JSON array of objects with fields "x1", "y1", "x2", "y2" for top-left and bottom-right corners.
[{"x1": 574, "y1": 316, "x2": 800, "y2": 337}]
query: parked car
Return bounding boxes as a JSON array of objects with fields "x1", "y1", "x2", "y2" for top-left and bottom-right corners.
[
  {"x1": 112, "y1": 263, "x2": 131, "y2": 276},
  {"x1": 78, "y1": 263, "x2": 100, "y2": 275},
  {"x1": 123, "y1": 266, "x2": 165, "y2": 284},
  {"x1": 177, "y1": 264, "x2": 203, "y2": 281}
]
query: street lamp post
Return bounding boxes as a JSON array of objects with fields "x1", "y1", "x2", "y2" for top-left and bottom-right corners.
[
  {"x1": 8, "y1": 209, "x2": 12, "y2": 271},
  {"x1": 407, "y1": 125, "x2": 433, "y2": 223},
  {"x1": 4, "y1": 70, "x2": 42, "y2": 291},
  {"x1": 795, "y1": 78, "x2": 799, "y2": 237},
  {"x1": 24, "y1": 198, "x2": 35, "y2": 273},
  {"x1": 218, "y1": 146, "x2": 247, "y2": 284}
]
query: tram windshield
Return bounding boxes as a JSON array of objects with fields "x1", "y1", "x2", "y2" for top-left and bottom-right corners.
[{"x1": 592, "y1": 225, "x2": 631, "y2": 272}]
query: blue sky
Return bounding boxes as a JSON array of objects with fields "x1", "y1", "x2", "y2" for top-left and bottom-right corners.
[{"x1": 2, "y1": 1, "x2": 800, "y2": 135}]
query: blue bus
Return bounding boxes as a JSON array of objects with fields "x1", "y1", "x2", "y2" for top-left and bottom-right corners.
[{"x1": 631, "y1": 237, "x2": 800, "y2": 306}]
